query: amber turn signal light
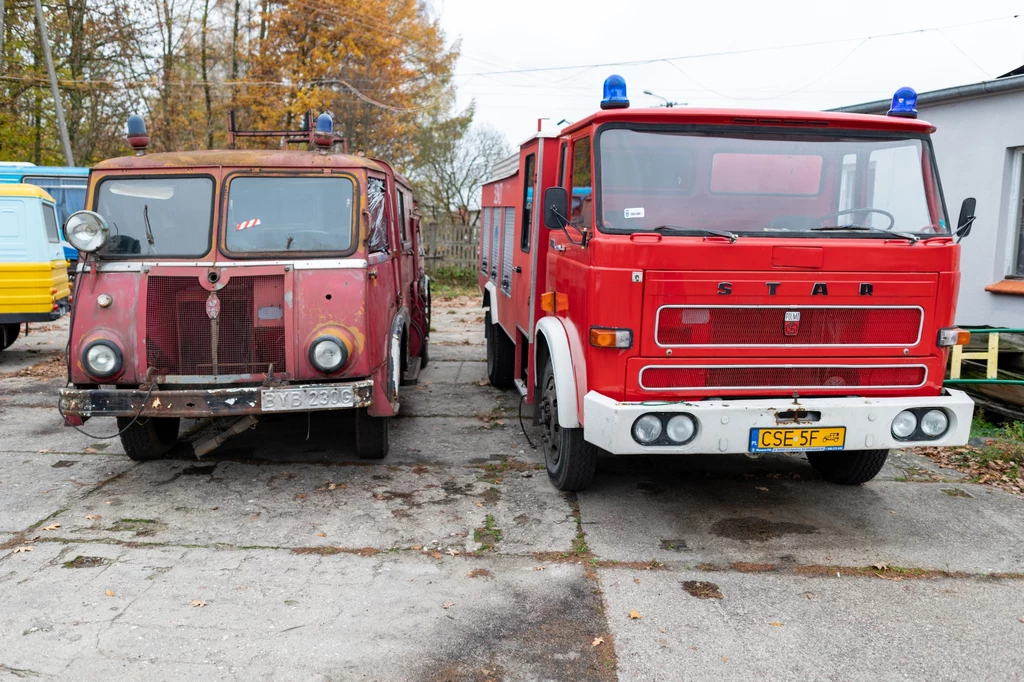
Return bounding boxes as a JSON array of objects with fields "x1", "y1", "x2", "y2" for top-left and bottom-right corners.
[
  {"x1": 589, "y1": 327, "x2": 632, "y2": 349},
  {"x1": 937, "y1": 327, "x2": 970, "y2": 347}
]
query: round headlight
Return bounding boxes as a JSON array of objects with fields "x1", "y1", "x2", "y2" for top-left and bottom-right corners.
[
  {"x1": 920, "y1": 409, "x2": 949, "y2": 437},
  {"x1": 65, "y1": 211, "x2": 109, "y2": 253},
  {"x1": 666, "y1": 415, "x2": 697, "y2": 444},
  {"x1": 309, "y1": 336, "x2": 347, "y2": 373},
  {"x1": 891, "y1": 410, "x2": 918, "y2": 439},
  {"x1": 633, "y1": 414, "x2": 662, "y2": 444},
  {"x1": 83, "y1": 340, "x2": 122, "y2": 378}
]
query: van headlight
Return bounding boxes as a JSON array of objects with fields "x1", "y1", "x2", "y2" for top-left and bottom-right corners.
[
  {"x1": 891, "y1": 410, "x2": 918, "y2": 439},
  {"x1": 65, "y1": 211, "x2": 110, "y2": 253},
  {"x1": 920, "y1": 409, "x2": 949, "y2": 438},
  {"x1": 309, "y1": 336, "x2": 347, "y2": 373},
  {"x1": 82, "y1": 340, "x2": 122, "y2": 378}
]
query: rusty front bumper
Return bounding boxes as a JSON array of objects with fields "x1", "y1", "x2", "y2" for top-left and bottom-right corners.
[{"x1": 59, "y1": 380, "x2": 374, "y2": 421}]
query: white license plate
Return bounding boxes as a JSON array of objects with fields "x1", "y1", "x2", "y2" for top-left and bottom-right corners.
[{"x1": 260, "y1": 386, "x2": 355, "y2": 412}]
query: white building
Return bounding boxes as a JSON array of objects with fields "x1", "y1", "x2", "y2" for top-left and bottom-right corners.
[{"x1": 835, "y1": 69, "x2": 1024, "y2": 328}]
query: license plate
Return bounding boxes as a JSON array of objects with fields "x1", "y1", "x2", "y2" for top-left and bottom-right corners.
[
  {"x1": 260, "y1": 385, "x2": 355, "y2": 412},
  {"x1": 749, "y1": 427, "x2": 846, "y2": 453}
]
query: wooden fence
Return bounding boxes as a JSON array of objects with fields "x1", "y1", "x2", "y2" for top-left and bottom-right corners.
[{"x1": 421, "y1": 222, "x2": 478, "y2": 275}]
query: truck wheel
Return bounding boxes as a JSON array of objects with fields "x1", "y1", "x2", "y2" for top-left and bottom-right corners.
[
  {"x1": 539, "y1": 358, "x2": 597, "y2": 491},
  {"x1": 485, "y1": 309, "x2": 514, "y2": 388},
  {"x1": 807, "y1": 449, "x2": 889, "y2": 485},
  {"x1": 117, "y1": 417, "x2": 180, "y2": 461},
  {"x1": 355, "y1": 409, "x2": 389, "y2": 459},
  {"x1": 1, "y1": 323, "x2": 20, "y2": 350}
]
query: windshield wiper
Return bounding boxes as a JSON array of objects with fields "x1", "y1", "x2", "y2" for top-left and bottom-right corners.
[
  {"x1": 143, "y1": 204, "x2": 155, "y2": 247},
  {"x1": 652, "y1": 224, "x2": 738, "y2": 243},
  {"x1": 810, "y1": 224, "x2": 919, "y2": 244}
]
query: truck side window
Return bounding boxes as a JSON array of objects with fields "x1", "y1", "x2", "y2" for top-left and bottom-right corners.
[
  {"x1": 521, "y1": 153, "x2": 535, "y2": 252},
  {"x1": 366, "y1": 177, "x2": 389, "y2": 253},
  {"x1": 398, "y1": 190, "x2": 409, "y2": 245},
  {"x1": 571, "y1": 136, "x2": 592, "y2": 230},
  {"x1": 42, "y1": 204, "x2": 60, "y2": 243},
  {"x1": 558, "y1": 142, "x2": 568, "y2": 187}
]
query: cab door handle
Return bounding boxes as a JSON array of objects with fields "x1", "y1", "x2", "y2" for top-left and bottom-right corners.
[{"x1": 513, "y1": 266, "x2": 522, "y2": 273}]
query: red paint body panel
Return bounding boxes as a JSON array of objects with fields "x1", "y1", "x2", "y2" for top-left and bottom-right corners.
[{"x1": 480, "y1": 106, "x2": 964, "y2": 429}]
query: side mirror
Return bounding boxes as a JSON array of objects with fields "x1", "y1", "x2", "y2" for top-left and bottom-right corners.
[
  {"x1": 955, "y1": 197, "x2": 976, "y2": 243},
  {"x1": 543, "y1": 187, "x2": 568, "y2": 229}
]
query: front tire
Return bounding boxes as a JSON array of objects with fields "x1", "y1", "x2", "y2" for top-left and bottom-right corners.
[
  {"x1": 117, "y1": 417, "x2": 180, "y2": 461},
  {"x1": 539, "y1": 358, "x2": 597, "y2": 491},
  {"x1": 807, "y1": 449, "x2": 888, "y2": 485},
  {"x1": 355, "y1": 409, "x2": 389, "y2": 459},
  {"x1": 1, "y1": 323, "x2": 20, "y2": 350},
  {"x1": 485, "y1": 309, "x2": 514, "y2": 388}
]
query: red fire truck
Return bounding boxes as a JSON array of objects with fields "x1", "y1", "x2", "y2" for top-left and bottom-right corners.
[
  {"x1": 58, "y1": 113, "x2": 430, "y2": 460},
  {"x1": 480, "y1": 76, "x2": 976, "y2": 491}
]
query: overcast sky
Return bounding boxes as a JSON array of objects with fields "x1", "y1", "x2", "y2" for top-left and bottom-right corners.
[{"x1": 433, "y1": 0, "x2": 1024, "y2": 146}]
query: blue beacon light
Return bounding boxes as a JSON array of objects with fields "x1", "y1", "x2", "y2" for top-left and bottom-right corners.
[
  {"x1": 600, "y1": 75, "x2": 630, "y2": 110},
  {"x1": 887, "y1": 87, "x2": 918, "y2": 118}
]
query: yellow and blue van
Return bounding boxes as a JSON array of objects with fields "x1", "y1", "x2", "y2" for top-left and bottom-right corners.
[{"x1": 0, "y1": 184, "x2": 71, "y2": 350}]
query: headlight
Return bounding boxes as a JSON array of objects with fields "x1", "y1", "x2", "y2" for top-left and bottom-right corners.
[
  {"x1": 891, "y1": 410, "x2": 918, "y2": 439},
  {"x1": 82, "y1": 340, "x2": 122, "y2": 378},
  {"x1": 309, "y1": 336, "x2": 347, "y2": 373},
  {"x1": 65, "y1": 211, "x2": 110, "y2": 253},
  {"x1": 920, "y1": 409, "x2": 949, "y2": 437},
  {"x1": 632, "y1": 414, "x2": 662, "y2": 444},
  {"x1": 666, "y1": 415, "x2": 697, "y2": 444}
]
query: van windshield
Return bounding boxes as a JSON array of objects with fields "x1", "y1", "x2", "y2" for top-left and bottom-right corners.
[
  {"x1": 225, "y1": 176, "x2": 355, "y2": 255},
  {"x1": 597, "y1": 127, "x2": 948, "y2": 237},
  {"x1": 95, "y1": 177, "x2": 213, "y2": 257}
]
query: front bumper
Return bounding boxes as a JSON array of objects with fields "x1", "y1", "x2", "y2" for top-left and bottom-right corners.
[
  {"x1": 59, "y1": 380, "x2": 374, "y2": 420},
  {"x1": 583, "y1": 388, "x2": 974, "y2": 455}
]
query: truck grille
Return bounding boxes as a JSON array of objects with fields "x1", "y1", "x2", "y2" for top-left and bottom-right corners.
[
  {"x1": 639, "y1": 364, "x2": 927, "y2": 391},
  {"x1": 655, "y1": 306, "x2": 922, "y2": 347},
  {"x1": 146, "y1": 275, "x2": 286, "y2": 376}
]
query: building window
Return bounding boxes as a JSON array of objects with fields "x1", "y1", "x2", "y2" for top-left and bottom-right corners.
[
  {"x1": 570, "y1": 136, "x2": 592, "y2": 230},
  {"x1": 1016, "y1": 157, "x2": 1024, "y2": 277},
  {"x1": 521, "y1": 154, "x2": 535, "y2": 252}
]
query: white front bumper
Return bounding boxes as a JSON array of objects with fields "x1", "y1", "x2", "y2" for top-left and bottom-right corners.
[{"x1": 582, "y1": 389, "x2": 974, "y2": 455}]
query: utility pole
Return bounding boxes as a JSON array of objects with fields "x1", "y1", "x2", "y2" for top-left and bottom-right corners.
[{"x1": 33, "y1": 0, "x2": 74, "y2": 166}]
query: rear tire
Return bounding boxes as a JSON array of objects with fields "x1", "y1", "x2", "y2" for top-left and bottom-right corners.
[
  {"x1": 807, "y1": 449, "x2": 888, "y2": 485},
  {"x1": 1, "y1": 323, "x2": 20, "y2": 350},
  {"x1": 539, "y1": 358, "x2": 597, "y2": 491},
  {"x1": 485, "y1": 309, "x2": 515, "y2": 389},
  {"x1": 355, "y1": 409, "x2": 389, "y2": 459},
  {"x1": 117, "y1": 417, "x2": 180, "y2": 461}
]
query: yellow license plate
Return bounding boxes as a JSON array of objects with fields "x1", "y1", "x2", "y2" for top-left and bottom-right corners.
[{"x1": 749, "y1": 427, "x2": 845, "y2": 452}]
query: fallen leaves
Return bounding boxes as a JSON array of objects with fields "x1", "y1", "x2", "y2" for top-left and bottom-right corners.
[
  {"x1": 442, "y1": 600, "x2": 455, "y2": 610},
  {"x1": 294, "y1": 493, "x2": 306, "y2": 501},
  {"x1": 446, "y1": 548, "x2": 460, "y2": 556},
  {"x1": 85, "y1": 515, "x2": 100, "y2": 520},
  {"x1": 755, "y1": 486, "x2": 769, "y2": 492},
  {"x1": 41, "y1": 523, "x2": 60, "y2": 531},
  {"x1": 871, "y1": 562, "x2": 889, "y2": 571},
  {"x1": 431, "y1": 551, "x2": 443, "y2": 560},
  {"x1": 592, "y1": 637, "x2": 605, "y2": 647},
  {"x1": 190, "y1": 600, "x2": 207, "y2": 608},
  {"x1": 83, "y1": 447, "x2": 98, "y2": 454},
  {"x1": 105, "y1": 589, "x2": 115, "y2": 597},
  {"x1": 317, "y1": 533, "x2": 326, "y2": 538},
  {"x1": 769, "y1": 621, "x2": 783, "y2": 627},
  {"x1": 12, "y1": 546, "x2": 32, "y2": 553},
  {"x1": 628, "y1": 610, "x2": 642, "y2": 620}
]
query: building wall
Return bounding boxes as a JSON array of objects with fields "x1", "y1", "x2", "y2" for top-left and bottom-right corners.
[{"x1": 920, "y1": 92, "x2": 1024, "y2": 327}]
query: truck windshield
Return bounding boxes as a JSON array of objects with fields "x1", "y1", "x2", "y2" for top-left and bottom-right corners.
[
  {"x1": 225, "y1": 176, "x2": 355, "y2": 255},
  {"x1": 597, "y1": 128, "x2": 948, "y2": 237},
  {"x1": 95, "y1": 177, "x2": 213, "y2": 257}
]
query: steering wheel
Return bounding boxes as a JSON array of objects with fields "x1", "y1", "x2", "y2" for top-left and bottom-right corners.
[{"x1": 815, "y1": 207, "x2": 895, "y2": 230}]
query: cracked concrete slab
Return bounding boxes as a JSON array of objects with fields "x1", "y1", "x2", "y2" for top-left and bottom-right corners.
[
  {"x1": 580, "y1": 456, "x2": 1024, "y2": 573},
  {"x1": 1, "y1": 543, "x2": 612, "y2": 681},
  {"x1": 600, "y1": 566, "x2": 1024, "y2": 681}
]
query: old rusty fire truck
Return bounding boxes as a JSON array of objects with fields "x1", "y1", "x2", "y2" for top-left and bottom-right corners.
[
  {"x1": 480, "y1": 76, "x2": 976, "y2": 491},
  {"x1": 58, "y1": 113, "x2": 430, "y2": 460}
]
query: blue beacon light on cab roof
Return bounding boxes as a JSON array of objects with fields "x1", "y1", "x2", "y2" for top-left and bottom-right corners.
[
  {"x1": 600, "y1": 75, "x2": 630, "y2": 110},
  {"x1": 887, "y1": 87, "x2": 918, "y2": 119}
]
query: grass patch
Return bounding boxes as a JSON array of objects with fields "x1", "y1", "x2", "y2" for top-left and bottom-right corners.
[
  {"x1": 916, "y1": 411, "x2": 1024, "y2": 494},
  {"x1": 473, "y1": 514, "x2": 504, "y2": 552}
]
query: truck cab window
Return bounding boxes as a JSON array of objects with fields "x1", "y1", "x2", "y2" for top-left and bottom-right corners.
[
  {"x1": 521, "y1": 154, "x2": 535, "y2": 252},
  {"x1": 571, "y1": 137, "x2": 592, "y2": 230},
  {"x1": 366, "y1": 177, "x2": 389, "y2": 253}
]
